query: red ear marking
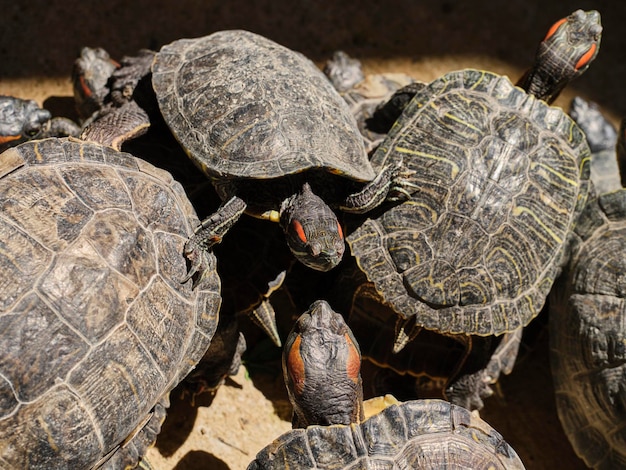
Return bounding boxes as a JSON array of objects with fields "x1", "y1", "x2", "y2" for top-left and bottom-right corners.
[
  {"x1": 79, "y1": 75, "x2": 93, "y2": 98},
  {"x1": 337, "y1": 221, "x2": 344, "y2": 240},
  {"x1": 0, "y1": 134, "x2": 22, "y2": 145},
  {"x1": 344, "y1": 334, "x2": 361, "y2": 384},
  {"x1": 286, "y1": 335, "x2": 306, "y2": 396},
  {"x1": 544, "y1": 17, "x2": 567, "y2": 41},
  {"x1": 575, "y1": 43, "x2": 597, "y2": 70},
  {"x1": 292, "y1": 220, "x2": 307, "y2": 243}
]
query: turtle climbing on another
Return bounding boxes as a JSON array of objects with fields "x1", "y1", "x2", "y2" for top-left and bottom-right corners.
[
  {"x1": 0, "y1": 95, "x2": 80, "y2": 152},
  {"x1": 248, "y1": 300, "x2": 525, "y2": 469},
  {"x1": 569, "y1": 96, "x2": 621, "y2": 194},
  {"x1": 81, "y1": 30, "x2": 414, "y2": 278},
  {"x1": 0, "y1": 138, "x2": 221, "y2": 469},
  {"x1": 549, "y1": 188, "x2": 626, "y2": 470}
]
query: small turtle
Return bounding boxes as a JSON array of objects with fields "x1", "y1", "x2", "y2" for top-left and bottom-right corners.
[
  {"x1": 82, "y1": 30, "x2": 411, "y2": 277},
  {"x1": 549, "y1": 189, "x2": 626, "y2": 469},
  {"x1": 0, "y1": 137, "x2": 221, "y2": 469},
  {"x1": 0, "y1": 95, "x2": 80, "y2": 152},
  {"x1": 569, "y1": 96, "x2": 622, "y2": 194},
  {"x1": 248, "y1": 300, "x2": 525, "y2": 469},
  {"x1": 72, "y1": 46, "x2": 120, "y2": 123}
]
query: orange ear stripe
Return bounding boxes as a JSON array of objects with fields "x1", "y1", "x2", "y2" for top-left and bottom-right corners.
[
  {"x1": 292, "y1": 220, "x2": 307, "y2": 243},
  {"x1": 344, "y1": 334, "x2": 361, "y2": 384},
  {"x1": 286, "y1": 335, "x2": 306, "y2": 396},
  {"x1": 544, "y1": 17, "x2": 567, "y2": 41},
  {"x1": 575, "y1": 43, "x2": 597, "y2": 70}
]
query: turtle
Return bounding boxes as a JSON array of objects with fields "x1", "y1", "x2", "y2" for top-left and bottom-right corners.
[
  {"x1": 248, "y1": 299, "x2": 525, "y2": 469},
  {"x1": 569, "y1": 96, "x2": 622, "y2": 194},
  {"x1": 549, "y1": 188, "x2": 626, "y2": 469},
  {"x1": 0, "y1": 137, "x2": 221, "y2": 469},
  {"x1": 0, "y1": 95, "x2": 80, "y2": 152},
  {"x1": 361, "y1": 9, "x2": 602, "y2": 136},
  {"x1": 80, "y1": 30, "x2": 412, "y2": 279},
  {"x1": 347, "y1": 67, "x2": 593, "y2": 352}
]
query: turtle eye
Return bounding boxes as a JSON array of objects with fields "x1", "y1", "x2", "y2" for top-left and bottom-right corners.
[
  {"x1": 544, "y1": 17, "x2": 567, "y2": 41},
  {"x1": 291, "y1": 220, "x2": 307, "y2": 244},
  {"x1": 575, "y1": 43, "x2": 597, "y2": 70}
]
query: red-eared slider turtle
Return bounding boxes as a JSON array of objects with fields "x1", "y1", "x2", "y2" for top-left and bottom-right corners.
[
  {"x1": 0, "y1": 96, "x2": 80, "y2": 152},
  {"x1": 549, "y1": 189, "x2": 626, "y2": 469},
  {"x1": 348, "y1": 68, "x2": 592, "y2": 350},
  {"x1": 359, "y1": 9, "x2": 601, "y2": 137},
  {"x1": 248, "y1": 300, "x2": 525, "y2": 469},
  {"x1": 82, "y1": 30, "x2": 411, "y2": 277},
  {"x1": 569, "y1": 96, "x2": 621, "y2": 195},
  {"x1": 0, "y1": 137, "x2": 221, "y2": 469}
]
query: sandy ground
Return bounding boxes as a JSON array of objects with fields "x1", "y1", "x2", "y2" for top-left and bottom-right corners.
[{"x1": 3, "y1": 1, "x2": 625, "y2": 469}]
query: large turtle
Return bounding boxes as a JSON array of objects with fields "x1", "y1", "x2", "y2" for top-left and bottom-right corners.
[
  {"x1": 348, "y1": 67, "x2": 592, "y2": 349},
  {"x1": 0, "y1": 137, "x2": 221, "y2": 469},
  {"x1": 81, "y1": 30, "x2": 411, "y2": 278},
  {"x1": 549, "y1": 188, "x2": 626, "y2": 468},
  {"x1": 248, "y1": 300, "x2": 525, "y2": 469},
  {"x1": 0, "y1": 95, "x2": 80, "y2": 152}
]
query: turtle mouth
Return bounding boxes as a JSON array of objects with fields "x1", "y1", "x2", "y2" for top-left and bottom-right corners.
[{"x1": 292, "y1": 246, "x2": 344, "y2": 272}]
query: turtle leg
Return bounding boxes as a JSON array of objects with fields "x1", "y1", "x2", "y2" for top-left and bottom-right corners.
[
  {"x1": 339, "y1": 161, "x2": 418, "y2": 214},
  {"x1": 81, "y1": 100, "x2": 150, "y2": 150},
  {"x1": 182, "y1": 195, "x2": 247, "y2": 286},
  {"x1": 445, "y1": 327, "x2": 523, "y2": 410}
]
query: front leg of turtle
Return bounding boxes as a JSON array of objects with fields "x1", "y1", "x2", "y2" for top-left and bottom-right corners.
[
  {"x1": 183, "y1": 195, "x2": 247, "y2": 286},
  {"x1": 279, "y1": 183, "x2": 346, "y2": 272},
  {"x1": 340, "y1": 161, "x2": 416, "y2": 214}
]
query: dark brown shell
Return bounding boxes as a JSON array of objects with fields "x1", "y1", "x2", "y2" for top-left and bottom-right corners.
[
  {"x1": 349, "y1": 69, "x2": 591, "y2": 336},
  {"x1": 151, "y1": 30, "x2": 375, "y2": 182},
  {"x1": 248, "y1": 398, "x2": 525, "y2": 469},
  {"x1": 549, "y1": 189, "x2": 626, "y2": 469},
  {"x1": 0, "y1": 138, "x2": 221, "y2": 469}
]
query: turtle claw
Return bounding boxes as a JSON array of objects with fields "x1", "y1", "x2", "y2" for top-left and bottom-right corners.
[{"x1": 181, "y1": 238, "x2": 216, "y2": 289}]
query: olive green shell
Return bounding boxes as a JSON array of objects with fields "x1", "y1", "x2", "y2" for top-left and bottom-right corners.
[
  {"x1": 348, "y1": 69, "x2": 590, "y2": 336},
  {"x1": 248, "y1": 398, "x2": 525, "y2": 469},
  {"x1": 549, "y1": 189, "x2": 626, "y2": 469},
  {"x1": 152, "y1": 30, "x2": 374, "y2": 182},
  {"x1": 0, "y1": 138, "x2": 221, "y2": 469}
]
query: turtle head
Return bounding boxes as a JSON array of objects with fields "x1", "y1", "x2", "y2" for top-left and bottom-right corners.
[
  {"x1": 0, "y1": 96, "x2": 51, "y2": 152},
  {"x1": 518, "y1": 9, "x2": 602, "y2": 104},
  {"x1": 283, "y1": 300, "x2": 364, "y2": 428},
  {"x1": 280, "y1": 183, "x2": 345, "y2": 271},
  {"x1": 72, "y1": 47, "x2": 120, "y2": 121}
]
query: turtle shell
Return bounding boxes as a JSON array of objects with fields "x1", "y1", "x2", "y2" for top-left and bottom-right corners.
[
  {"x1": 348, "y1": 69, "x2": 591, "y2": 336},
  {"x1": 549, "y1": 189, "x2": 626, "y2": 469},
  {"x1": 248, "y1": 398, "x2": 525, "y2": 469},
  {"x1": 0, "y1": 138, "x2": 221, "y2": 468},
  {"x1": 152, "y1": 30, "x2": 374, "y2": 182}
]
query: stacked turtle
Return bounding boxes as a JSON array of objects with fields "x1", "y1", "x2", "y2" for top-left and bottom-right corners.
[{"x1": 316, "y1": 9, "x2": 602, "y2": 410}]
